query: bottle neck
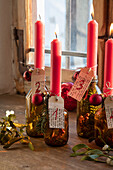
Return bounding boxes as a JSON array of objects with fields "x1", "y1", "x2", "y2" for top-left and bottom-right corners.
[{"x1": 92, "y1": 75, "x2": 98, "y2": 83}]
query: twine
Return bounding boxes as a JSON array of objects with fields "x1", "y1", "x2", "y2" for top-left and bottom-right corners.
[
  {"x1": 87, "y1": 65, "x2": 98, "y2": 73},
  {"x1": 50, "y1": 92, "x2": 61, "y2": 101},
  {"x1": 103, "y1": 81, "x2": 113, "y2": 100},
  {"x1": 105, "y1": 81, "x2": 113, "y2": 90}
]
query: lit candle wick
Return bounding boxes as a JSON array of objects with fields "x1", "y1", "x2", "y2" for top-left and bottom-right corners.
[
  {"x1": 39, "y1": 15, "x2": 41, "y2": 20},
  {"x1": 91, "y1": 4, "x2": 94, "y2": 20},
  {"x1": 110, "y1": 23, "x2": 113, "y2": 37},
  {"x1": 55, "y1": 32, "x2": 57, "y2": 39},
  {"x1": 91, "y1": 13, "x2": 94, "y2": 20}
]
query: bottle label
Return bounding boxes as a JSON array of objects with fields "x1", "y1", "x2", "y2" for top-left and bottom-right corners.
[
  {"x1": 68, "y1": 67, "x2": 94, "y2": 101},
  {"x1": 26, "y1": 89, "x2": 32, "y2": 117},
  {"x1": 48, "y1": 96, "x2": 65, "y2": 129},
  {"x1": 31, "y1": 68, "x2": 45, "y2": 96},
  {"x1": 104, "y1": 96, "x2": 113, "y2": 129}
]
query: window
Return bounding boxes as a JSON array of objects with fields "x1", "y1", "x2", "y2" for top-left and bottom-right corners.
[{"x1": 26, "y1": 0, "x2": 92, "y2": 70}]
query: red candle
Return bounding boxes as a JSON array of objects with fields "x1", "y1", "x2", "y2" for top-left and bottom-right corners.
[
  {"x1": 50, "y1": 37, "x2": 61, "y2": 96},
  {"x1": 87, "y1": 20, "x2": 98, "y2": 76},
  {"x1": 103, "y1": 39, "x2": 113, "y2": 96},
  {"x1": 34, "y1": 20, "x2": 45, "y2": 69}
]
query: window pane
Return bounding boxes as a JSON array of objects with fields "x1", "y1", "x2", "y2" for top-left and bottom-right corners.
[
  {"x1": 27, "y1": 0, "x2": 93, "y2": 69},
  {"x1": 70, "y1": 0, "x2": 92, "y2": 69},
  {"x1": 45, "y1": 0, "x2": 66, "y2": 68},
  {"x1": 45, "y1": 0, "x2": 92, "y2": 69}
]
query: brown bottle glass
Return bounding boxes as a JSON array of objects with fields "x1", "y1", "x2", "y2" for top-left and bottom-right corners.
[
  {"x1": 95, "y1": 106, "x2": 113, "y2": 147},
  {"x1": 77, "y1": 79, "x2": 101, "y2": 138},
  {"x1": 44, "y1": 96, "x2": 69, "y2": 146},
  {"x1": 26, "y1": 89, "x2": 44, "y2": 137}
]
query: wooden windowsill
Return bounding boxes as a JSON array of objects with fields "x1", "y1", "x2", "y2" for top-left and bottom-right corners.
[
  {"x1": 0, "y1": 94, "x2": 111, "y2": 170},
  {"x1": 24, "y1": 66, "x2": 75, "y2": 94}
]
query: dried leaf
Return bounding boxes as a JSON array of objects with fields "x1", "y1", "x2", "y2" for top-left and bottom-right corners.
[
  {"x1": 0, "y1": 112, "x2": 34, "y2": 151},
  {"x1": 70, "y1": 153, "x2": 77, "y2": 157},
  {"x1": 28, "y1": 142, "x2": 34, "y2": 151},
  {"x1": 8, "y1": 114, "x2": 16, "y2": 122},
  {"x1": 72, "y1": 144, "x2": 90, "y2": 153},
  {"x1": 3, "y1": 137, "x2": 22, "y2": 149},
  {"x1": 21, "y1": 139, "x2": 29, "y2": 144},
  {"x1": 81, "y1": 155, "x2": 92, "y2": 161},
  {"x1": 70, "y1": 151, "x2": 86, "y2": 157},
  {"x1": 88, "y1": 154, "x2": 100, "y2": 160},
  {"x1": 1, "y1": 134, "x2": 11, "y2": 145},
  {"x1": 14, "y1": 123, "x2": 26, "y2": 128},
  {"x1": 86, "y1": 149, "x2": 103, "y2": 156},
  {"x1": 81, "y1": 155, "x2": 99, "y2": 161}
]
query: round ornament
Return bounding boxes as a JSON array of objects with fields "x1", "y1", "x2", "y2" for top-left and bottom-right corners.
[
  {"x1": 61, "y1": 82, "x2": 77, "y2": 111},
  {"x1": 89, "y1": 94, "x2": 102, "y2": 106},
  {"x1": 23, "y1": 70, "x2": 31, "y2": 81},
  {"x1": 32, "y1": 93, "x2": 43, "y2": 106},
  {"x1": 72, "y1": 70, "x2": 80, "y2": 82}
]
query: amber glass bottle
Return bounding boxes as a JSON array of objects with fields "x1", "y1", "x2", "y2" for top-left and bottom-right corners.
[
  {"x1": 95, "y1": 106, "x2": 113, "y2": 148},
  {"x1": 77, "y1": 79, "x2": 101, "y2": 138},
  {"x1": 43, "y1": 96, "x2": 69, "y2": 146},
  {"x1": 26, "y1": 89, "x2": 45, "y2": 137}
]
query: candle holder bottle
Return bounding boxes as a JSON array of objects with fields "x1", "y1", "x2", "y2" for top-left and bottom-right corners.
[
  {"x1": 25, "y1": 69, "x2": 47, "y2": 137},
  {"x1": 43, "y1": 95, "x2": 69, "y2": 146},
  {"x1": 26, "y1": 89, "x2": 48, "y2": 137},
  {"x1": 95, "y1": 97, "x2": 113, "y2": 148},
  {"x1": 77, "y1": 78, "x2": 101, "y2": 138}
]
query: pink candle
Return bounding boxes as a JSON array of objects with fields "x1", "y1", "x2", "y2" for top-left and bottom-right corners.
[
  {"x1": 34, "y1": 20, "x2": 45, "y2": 69},
  {"x1": 87, "y1": 20, "x2": 98, "y2": 76},
  {"x1": 50, "y1": 38, "x2": 61, "y2": 96},
  {"x1": 103, "y1": 39, "x2": 113, "y2": 96}
]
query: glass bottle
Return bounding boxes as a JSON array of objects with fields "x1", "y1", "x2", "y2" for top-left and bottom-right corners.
[
  {"x1": 95, "y1": 104, "x2": 113, "y2": 148},
  {"x1": 77, "y1": 79, "x2": 101, "y2": 138},
  {"x1": 43, "y1": 95, "x2": 69, "y2": 146},
  {"x1": 26, "y1": 89, "x2": 47, "y2": 137},
  {"x1": 25, "y1": 67, "x2": 47, "y2": 137}
]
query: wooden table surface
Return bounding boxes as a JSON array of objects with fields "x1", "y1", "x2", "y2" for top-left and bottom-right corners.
[{"x1": 0, "y1": 94, "x2": 112, "y2": 170}]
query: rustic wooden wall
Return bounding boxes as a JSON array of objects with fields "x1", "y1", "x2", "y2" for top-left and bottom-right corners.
[
  {"x1": 11, "y1": 0, "x2": 113, "y2": 94},
  {"x1": 0, "y1": 0, "x2": 14, "y2": 94},
  {"x1": 12, "y1": 0, "x2": 26, "y2": 94},
  {"x1": 94, "y1": 0, "x2": 113, "y2": 91},
  {"x1": 13, "y1": 0, "x2": 75, "y2": 94}
]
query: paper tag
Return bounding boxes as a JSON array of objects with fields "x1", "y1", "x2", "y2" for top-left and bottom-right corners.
[
  {"x1": 68, "y1": 67, "x2": 94, "y2": 101},
  {"x1": 26, "y1": 89, "x2": 32, "y2": 118},
  {"x1": 48, "y1": 96, "x2": 65, "y2": 129},
  {"x1": 31, "y1": 69, "x2": 45, "y2": 96},
  {"x1": 104, "y1": 96, "x2": 113, "y2": 129}
]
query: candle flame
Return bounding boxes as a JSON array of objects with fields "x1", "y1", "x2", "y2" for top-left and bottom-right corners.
[
  {"x1": 91, "y1": 4, "x2": 94, "y2": 19},
  {"x1": 55, "y1": 24, "x2": 59, "y2": 38},
  {"x1": 110, "y1": 23, "x2": 113, "y2": 36}
]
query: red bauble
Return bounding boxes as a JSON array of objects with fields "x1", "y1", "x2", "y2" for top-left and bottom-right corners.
[
  {"x1": 61, "y1": 82, "x2": 73, "y2": 99},
  {"x1": 89, "y1": 94, "x2": 102, "y2": 106},
  {"x1": 23, "y1": 71, "x2": 31, "y2": 81},
  {"x1": 64, "y1": 96, "x2": 77, "y2": 111},
  {"x1": 72, "y1": 70, "x2": 80, "y2": 82},
  {"x1": 32, "y1": 93, "x2": 43, "y2": 106},
  {"x1": 61, "y1": 82, "x2": 77, "y2": 111}
]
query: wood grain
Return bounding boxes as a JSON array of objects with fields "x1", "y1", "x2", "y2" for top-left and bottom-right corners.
[
  {"x1": 93, "y1": 0, "x2": 112, "y2": 91},
  {"x1": 0, "y1": 94, "x2": 112, "y2": 170}
]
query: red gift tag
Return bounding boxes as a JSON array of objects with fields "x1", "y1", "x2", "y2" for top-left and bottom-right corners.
[
  {"x1": 68, "y1": 67, "x2": 94, "y2": 101},
  {"x1": 31, "y1": 69, "x2": 45, "y2": 96}
]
